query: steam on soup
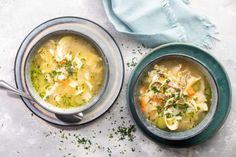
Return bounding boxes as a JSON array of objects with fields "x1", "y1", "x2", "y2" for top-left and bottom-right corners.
[
  {"x1": 30, "y1": 34, "x2": 105, "y2": 109},
  {"x1": 138, "y1": 59, "x2": 212, "y2": 131}
]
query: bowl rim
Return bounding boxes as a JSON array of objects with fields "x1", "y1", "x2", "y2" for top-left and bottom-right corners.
[
  {"x1": 127, "y1": 43, "x2": 231, "y2": 145},
  {"x1": 22, "y1": 18, "x2": 112, "y2": 115},
  {"x1": 132, "y1": 53, "x2": 218, "y2": 140}
]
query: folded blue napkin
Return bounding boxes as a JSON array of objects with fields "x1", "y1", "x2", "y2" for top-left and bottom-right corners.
[{"x1": 103, "y1": 0, "x2": 217, "y2": 48}]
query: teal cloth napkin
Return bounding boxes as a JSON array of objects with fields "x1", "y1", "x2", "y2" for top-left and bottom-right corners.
[{"x1": 103, "y1": 0, "x2": 217, "y2": 48}]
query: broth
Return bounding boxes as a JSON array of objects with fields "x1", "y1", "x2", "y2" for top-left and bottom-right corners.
[
  {"x1": 138, "y1": 58, "x2": 212, "y2": 132},
  {"x1": 30, "y1": 34, "x2": 105, "y2": 109}
]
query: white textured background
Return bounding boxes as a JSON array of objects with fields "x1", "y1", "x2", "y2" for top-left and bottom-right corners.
[{"x1": 0, "y1": 0, "x2": 235, "y2": 156}]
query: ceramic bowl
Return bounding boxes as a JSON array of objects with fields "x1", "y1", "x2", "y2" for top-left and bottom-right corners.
[
  {"x1": 23, "y1": 17, "x2": 110, "y2": 115},
  {"x1": 133, "y1": 54, "x2": 218, "y2": 140},
  {"x1": 128, "y1": 43, "x2": 231, "y2": 145},
  {"x1": 15, "y1": 16, "x2": 124, "y2": 125}
]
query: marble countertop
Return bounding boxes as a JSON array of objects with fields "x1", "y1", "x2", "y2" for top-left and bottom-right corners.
[{"x1": 0, "y1": 0, "x2": 235, "y2": 156}]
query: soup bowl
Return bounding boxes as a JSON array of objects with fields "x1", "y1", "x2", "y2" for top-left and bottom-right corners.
[
  {"x1": 127, "y1": 43, "x2": 230, "y2": 144},
  {"x1": 21, "y1": 17, "x2": 110, "y2": 115}
]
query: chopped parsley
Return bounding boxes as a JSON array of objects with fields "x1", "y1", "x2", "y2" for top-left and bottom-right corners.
[
  {"x1": 50, "y1": 70, "x2": 61, "y2": 78},
  {"x1": 151, "y1": 86, "x2": 159, "y2": 93},
  {"x1": 65, "y1": 60, "x2": 74, "y2": 75},
  {"x1": 115, "y1": 125, "x2": 136, "y2": 141},
  {"x1": 156, "y1": 105, "x2": 163, "y2": 114}
]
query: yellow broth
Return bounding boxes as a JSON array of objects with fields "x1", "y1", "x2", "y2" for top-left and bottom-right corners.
[
  {"x1": 30, "y1": 34, "x2": 105, "y2": 109},
  {"x1": 138, "y1": 58, "x2": 212, "y2": 132}
]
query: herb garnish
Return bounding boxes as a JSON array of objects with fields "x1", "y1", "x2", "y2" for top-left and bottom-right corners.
[
  {"x1": 115, "y1": 125, "x2": 136, "y2": 141},
  {"x1": 65, "y1": 60, "x2": 74, "y2": 75}
]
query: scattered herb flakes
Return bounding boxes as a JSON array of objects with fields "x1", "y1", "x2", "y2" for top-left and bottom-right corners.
[
  {"x1": 126, "y1": 57, "x2": 137, "y2": 68},
  {"x1": 43, "y1": 109, "x2": 138, "y2": 156},
  {"x1": 119, "y1": 106, "x2": 124, "y2": 112},
  {"x1": 115, "y1": 125, "x2": 136, "y2": 141},
  {"x1": 109, "y1": 133, "x2": 113, "y2": 138},
  {"x1": 77, "y1": 137, "x2": 92, "y2": 149},
  {"x1": 107, "y1": 147, "x2": 112, "y2": 157},
  {"x1": 43, "y1": 131, "x2": 52, "y2": 137}
]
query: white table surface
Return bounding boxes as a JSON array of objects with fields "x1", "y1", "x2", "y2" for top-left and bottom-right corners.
[{"x1": 0, "y1": 0, "x2": 235, "y2": 156}]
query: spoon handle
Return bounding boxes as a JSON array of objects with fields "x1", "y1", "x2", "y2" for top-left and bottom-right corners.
[
  {"x1": 0, "y1": 80, "x2": 84, "y2": 121},
  {"x1": 0, "y1": 80, "x2": 34, "y2": 101}
]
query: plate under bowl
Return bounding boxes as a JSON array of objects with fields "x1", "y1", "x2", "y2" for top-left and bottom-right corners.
[
  {"x1": 127, "y1": 43, "x2": 231, "y2": 147},
  {"x1": 15, "y1": 17, "x2": 124, "y2": 126}
]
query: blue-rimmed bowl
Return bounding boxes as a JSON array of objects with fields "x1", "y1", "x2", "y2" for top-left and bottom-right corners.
[
  {"x1": 128, "y1": 43, "x2": 231, "y2": 146},
  {"x1": 23, "y1": 19, "x2": 109, "y2": 115},
  {"x1": 15, "y1": 17, "x2": 124, "y2": 125},
  {"x1": 16, "y1": 17, "x2": 124, "y2": 118}
]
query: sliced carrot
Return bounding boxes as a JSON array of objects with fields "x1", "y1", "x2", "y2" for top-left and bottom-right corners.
[
  {"x1": 187, "y1": 86, "x2": 195, "y2": 96},
  {"x1": 140, "y1": 96, "x2": 148, "y2": 112},
  {"x1": 59, "y1": 59, "x2": 66, "y2": 65},
  {"x1": 60, "y1": 79, "x2": 69, "y2": 86},
  {"x1": 140, "y1": 105, "x2": 144, "y2": 112}
]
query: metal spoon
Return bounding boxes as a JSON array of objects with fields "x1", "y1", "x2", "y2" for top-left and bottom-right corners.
[
  {"x1": 0, "y1": 80, "x2": 83, "y2": 122},
  {"x1": 0, "y1": 80, "x2": 34, "y2": 101},
  {"x1": 55, "y1": 113, "x2": 84, "y2": 123}
]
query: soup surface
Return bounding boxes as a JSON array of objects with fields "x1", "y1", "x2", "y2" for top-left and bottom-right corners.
[
  {"x1": 30, "y1": 34, "x2": 105, "y2": 109},
  {"x1": 138, "y1": 59, "x2": 212, "y2": 131}
]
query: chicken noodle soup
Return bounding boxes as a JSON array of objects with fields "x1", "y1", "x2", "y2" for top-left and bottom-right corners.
[
  {"x1": 138, "y1": 59, "x2": 212, "y2": 131},
  {"x1": 30, "y1": 34, "x2": 105, "y2": 109}
]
